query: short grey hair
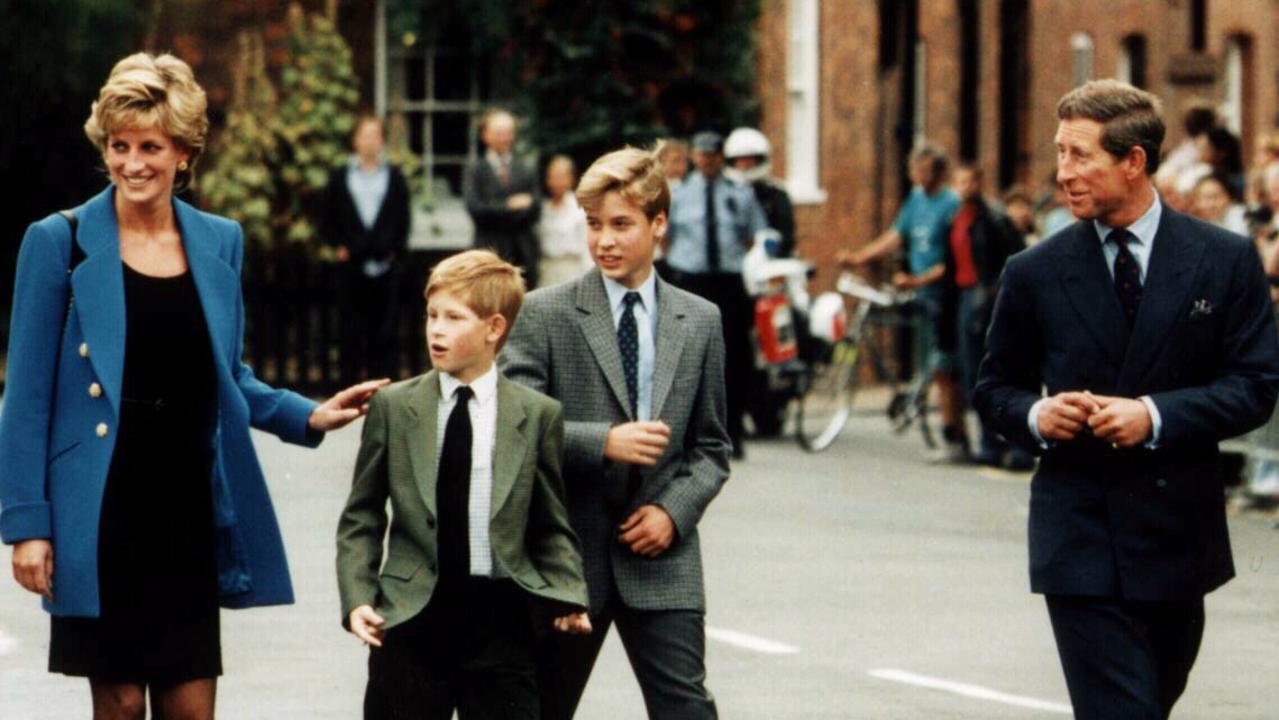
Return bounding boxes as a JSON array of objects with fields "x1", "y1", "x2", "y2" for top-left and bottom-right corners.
[{"x1": 908, "y1": 143, "x2": 949, "y2": 173}]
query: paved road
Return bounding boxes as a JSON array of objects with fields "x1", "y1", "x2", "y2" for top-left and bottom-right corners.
[{"x1": 2, "y1": 411, "x2": 1277, "y2": 718}]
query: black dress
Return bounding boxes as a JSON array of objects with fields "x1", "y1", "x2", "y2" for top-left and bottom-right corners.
[{"x1": 50, "y1": 262, "x2": 221, "y2": 683}]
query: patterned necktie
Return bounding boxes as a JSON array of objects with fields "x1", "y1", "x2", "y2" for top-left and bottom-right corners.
[
  {"x1": 705, "y1": 178, "x2": 720, "y2": 272},
  {"x1": 498, "y1": 157, "x2": 510, "y2": 188},
  {"x1": 618, "y1": 292, "x2": 640, "y2": 418},
  {"x1": 437, "y1": 385, "x2": 473, "y2": 583},
  {"x1": 1109, "y1": 228, "x2": 1143, "y2": 328}
]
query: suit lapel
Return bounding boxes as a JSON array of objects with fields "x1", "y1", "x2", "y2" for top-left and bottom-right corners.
[
  {"x1": 1058, "y1": 222, "x2": 1129, "y2": 368},
  {"x1": 490, "y1": 376, "x2": 528, "y2": 520},
  {"x1": 1118, "y1": 210, "x2": 1205, "y2": 391},
  {"x1": 175, "y1": 198, "x2": 239, "y2": 383},
  {"x1": 404, "y1": 372, "x2": 441, "y2": 519},
  {"x1": 651, "y1": 277, "x2": 688, "y2": 419},
  {"x1": 70, "y1": 188, "x2": 125, "y2": 415},
  {"x1": 576, "y1": 270, "x2": 634, "y2": 419}
]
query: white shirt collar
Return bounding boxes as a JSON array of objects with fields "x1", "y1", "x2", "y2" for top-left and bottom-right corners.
[
  {"x1": 1094, "y1": 189, "x2": 1162, "y2": 247},
  {"x1": 601, "y1": 269, "x2": 657, "y2": 316},
  {"x1": 438, "y1": 363, "x2": 499, "y2": 405},
  {"x1": 485, "y1": 149, "x2": 512, "y2": 168}
]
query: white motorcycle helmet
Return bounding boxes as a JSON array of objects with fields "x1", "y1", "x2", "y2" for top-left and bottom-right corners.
[
  {"x1": 807, "y1": 292, "x2": 848, "y2": 343},
  {"x1": 724, "y1": 127, "x2": 773, "y2": 183}
]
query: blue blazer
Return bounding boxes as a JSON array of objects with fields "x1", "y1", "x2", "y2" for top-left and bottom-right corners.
[
  {"x1": 0, "y1": 186, "x2": 321, "y2": 617},
  {"x1": 974, "y1": 208, "x2": 1279, "y2": 601}
]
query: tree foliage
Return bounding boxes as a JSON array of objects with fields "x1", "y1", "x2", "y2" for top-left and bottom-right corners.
[
  {"x1": 272, "y1": 2, "x2": 360, "y2": 246},
  {"x1": 386, "y1": 0, "x2": 761, "y2": 163},
  {"x1": 201, "y1": 30, "x2": 279, "y2": 248}
]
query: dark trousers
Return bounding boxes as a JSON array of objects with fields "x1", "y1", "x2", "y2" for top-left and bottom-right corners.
[
  {"x1": 665, "y1": 270, "x2": 750, "y2": 449},
  {"x1": 1045, "y1": 594, "x2": 1205, "y2": 720},
  {"x1": 364, "y1": 578, "x2": 539, "y2": 720},
  {"x1": 534, "y1": 601, "x2": 717, "y2": 720},
  {"x1": 339, "y1": 266, "x2": 400, "y2": 386}
]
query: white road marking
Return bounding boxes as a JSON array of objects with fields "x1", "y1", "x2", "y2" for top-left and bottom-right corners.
[
  {"x1": 706, "y1": 627, "x2": 800, "y2": 655},
  {"x1": 868, "y1": 668, "x2": 1072, "y2": 714},
  {"x1": 0, "y1": 628, "x2": 17, "y2": 655}
]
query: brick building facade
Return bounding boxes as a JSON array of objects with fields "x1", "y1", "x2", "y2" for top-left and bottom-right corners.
[{"x1": 756, "y1": 0, "x2": 1279, "y2": 285}]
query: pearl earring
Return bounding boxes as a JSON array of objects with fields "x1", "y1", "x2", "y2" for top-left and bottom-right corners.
[{"x1": 177, "y1": 160, "x2": 189, "y2": 172}]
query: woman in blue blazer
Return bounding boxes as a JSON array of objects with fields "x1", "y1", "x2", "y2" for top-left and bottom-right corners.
[{"x1": 0, "y1": 53, "x2": 384, "y2": 717}]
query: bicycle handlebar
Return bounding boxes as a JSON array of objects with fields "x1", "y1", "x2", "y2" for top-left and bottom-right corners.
[{"x1": 835, "y1": 271, "x2": 917, "y2": 307}]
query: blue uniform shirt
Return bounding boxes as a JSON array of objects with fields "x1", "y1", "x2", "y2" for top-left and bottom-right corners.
[{"x1": 666, "y1": 171, "x2": 767, "y2": 275}]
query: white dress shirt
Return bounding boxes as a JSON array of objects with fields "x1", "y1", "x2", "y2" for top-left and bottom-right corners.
[
  {"x1": 437, "y1": 365, "x2": 503, "y2": 577},
  {"x1": 601, "y1": 271, "x2": 657, "y2": 421},
  {"x1": 1028, "y1": 191, "x2": 1164, "y2": 448}
]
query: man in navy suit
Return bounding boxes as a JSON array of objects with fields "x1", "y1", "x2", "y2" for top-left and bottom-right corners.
[{"x1": 974, "y1": 79, "x2": 1279, "y2": 719}]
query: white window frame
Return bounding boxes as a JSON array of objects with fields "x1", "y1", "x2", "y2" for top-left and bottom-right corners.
[
  {"x1": 1224, "y1": 37, "x2": 1245, "y2": 135},
  {"x1": 1071, "y1": 32, "x2": 1094, "y2": 87},
  {"x1": 786, "y1": 0, "x2": 826, "y2": 205}
]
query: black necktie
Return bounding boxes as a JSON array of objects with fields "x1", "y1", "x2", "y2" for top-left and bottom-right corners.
[
  {"x1": 1109, "y1": 228, "x2": 1143, "y2": 328},
  {"x1": 437, "y1": 385, "x2": 473, "y2": 583},
  {"x1": 618, "y1": 292, "x2": 640, "y2": 418},
  {"x1": 705, "y1": 178, "x2": 720, "y2": 272}
]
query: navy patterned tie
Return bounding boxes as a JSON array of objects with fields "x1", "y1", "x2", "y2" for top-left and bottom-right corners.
[
  {"x1": 618, "y1": 292, "x2": 640, "y2": 418},
  {"x1": 1109, "y1": 228, "x2": 1143, "y2": 328},
  {"x1": 705, "y1": 179, "x2": 720, "y2": 272}
]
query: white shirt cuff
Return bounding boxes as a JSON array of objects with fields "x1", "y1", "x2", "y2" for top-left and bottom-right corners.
[
  {"x1": 1028, "y1": 398, "x2": 1052, "y2": 449},
  {"x1": 1140, "y1": 395, "x2": 1162, "y2": 448}
]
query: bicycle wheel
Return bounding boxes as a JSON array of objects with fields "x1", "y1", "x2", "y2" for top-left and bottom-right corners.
[{"x1": 796, "y1": 337, "x2": 861, "y2": 452}]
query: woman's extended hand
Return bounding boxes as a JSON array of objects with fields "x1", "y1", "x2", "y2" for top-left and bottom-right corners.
[
  {"x1": 12, "y1": 539, "x2": 54, "y2": 600},
  {"x1": 308, "y1": 379, "x2": 391, "y2": 432}
]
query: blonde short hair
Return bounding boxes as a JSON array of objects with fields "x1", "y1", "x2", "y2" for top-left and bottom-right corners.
[
  {"x1": 575, "y1": 145, "x2": 670, "y2": 220},
  {"x1": 84, "y1": 52, "x2": 209, "y2": 191},
  {"x1": 425, "y1": 250, "x2": 526, "y2": 349}
]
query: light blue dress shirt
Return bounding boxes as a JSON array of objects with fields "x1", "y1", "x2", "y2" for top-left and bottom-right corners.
[
  {"x1": 1028, "y1": 192, "x2": 1164, "y2": 448},
  {"x1": 602, "y1": 272, "x2": 657, "y2": 421},
  {"x1": 665, "y1": 171, "x2": 767, "y2": 274},
  {"x1": 346, "y1": 156, "x2": 393, "y2": 278}
]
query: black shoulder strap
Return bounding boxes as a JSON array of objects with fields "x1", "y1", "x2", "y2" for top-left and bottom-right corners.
[{"x1": 59, "y1": 210, "x2": 85, "y2": 272}]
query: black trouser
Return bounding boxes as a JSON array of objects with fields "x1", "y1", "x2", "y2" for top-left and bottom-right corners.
[
  {"x1": 534, "y1": 600, "x2": 717, "y2": 720},
  {"x1": 364, "y1": 578, "x2": 538, "y2": 720},
  {"x1": 339, "y1": 266, "x2": 400, "y2": 386},
  {"x1": 664, "y1": 270, "x2": 750, "y2": 448},
  {"x1": 1045, "y1": 594, "x2": 1205, "y2": 720}
]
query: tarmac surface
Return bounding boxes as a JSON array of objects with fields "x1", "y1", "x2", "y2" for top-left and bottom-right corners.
[{"x1": 2, "y1": 409, "x2": 1277, "y2": 718}]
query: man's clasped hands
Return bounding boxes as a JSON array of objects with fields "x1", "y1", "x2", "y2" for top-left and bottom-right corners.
[{"x1": 1036, "y1": 390, "x2": 1153, "y2": 448}]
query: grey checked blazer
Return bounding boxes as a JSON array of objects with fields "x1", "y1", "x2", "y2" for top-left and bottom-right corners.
[{"x1": 501, "y1": 268, "x2": 731, "y2": 612}]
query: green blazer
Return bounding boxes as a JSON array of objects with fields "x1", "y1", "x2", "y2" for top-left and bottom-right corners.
[{"x1": 336, "y1": 370, "x2": 588, "y2": 631}]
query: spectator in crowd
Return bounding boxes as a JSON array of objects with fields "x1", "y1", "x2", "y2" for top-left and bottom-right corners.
[
  {"x1": 322, "y1": 115, "x2": 412, "y2": 386},
  {"x1": 840, "y1": 143, "x2": 968, "y2": 462},
  {"x1": 665, "y1": 131, "x2": 767, "y2": 458},
  {"x1": 658, "y1": 138, "x2": 690, "y2": 190},
  {"x1": 1199, "y1": 126, "x2": 1246, "y2": 200},
  {"x1": 1245, "y1": 129, "x2": 1279, "y2": 205},
  {"x1": 1153, "y1": 100, "x2": 1216, "y2": 190},
  {"x1": 536, "y1": 154, "x2": 592, "y2": 288},
  {"x1": 1039, "y1": 175, "x2": 1076, "y2": 238},
  {"x1": 1002, "y1": 185, "x2": 1040, "y2": 246},
  {"x1": 1191, "y1": 172, "x2": 1249, "y2": 236},
  {"x1": 464, "y1": 108, "x2": 543, "y2": 288},
  {"x1": 948, "y1": 164, "x2": 1033, "y2": 470}
]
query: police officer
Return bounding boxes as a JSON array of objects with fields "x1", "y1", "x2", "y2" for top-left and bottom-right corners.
[
  {"x1": 725, "y1": 127, "x2": 796, "y2": 258},
  {"x1": 666, "y1": 131, "x2": 768, "y2": 458},
  {"x1": 724, "y1": 127, "x2": 798, "y2": 437}
]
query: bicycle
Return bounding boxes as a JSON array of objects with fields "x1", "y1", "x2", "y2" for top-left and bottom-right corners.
[{"x1": 794, "y1": 271, "x2": 936, "y2": 452}]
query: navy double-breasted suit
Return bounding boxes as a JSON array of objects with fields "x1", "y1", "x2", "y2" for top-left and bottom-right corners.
[
  {"x1": 974, "y1": 207, "x2": 1279, "y2": 601},
  {"x1": 0, "y1": 186, "x2": 321, "y2": 617}
]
